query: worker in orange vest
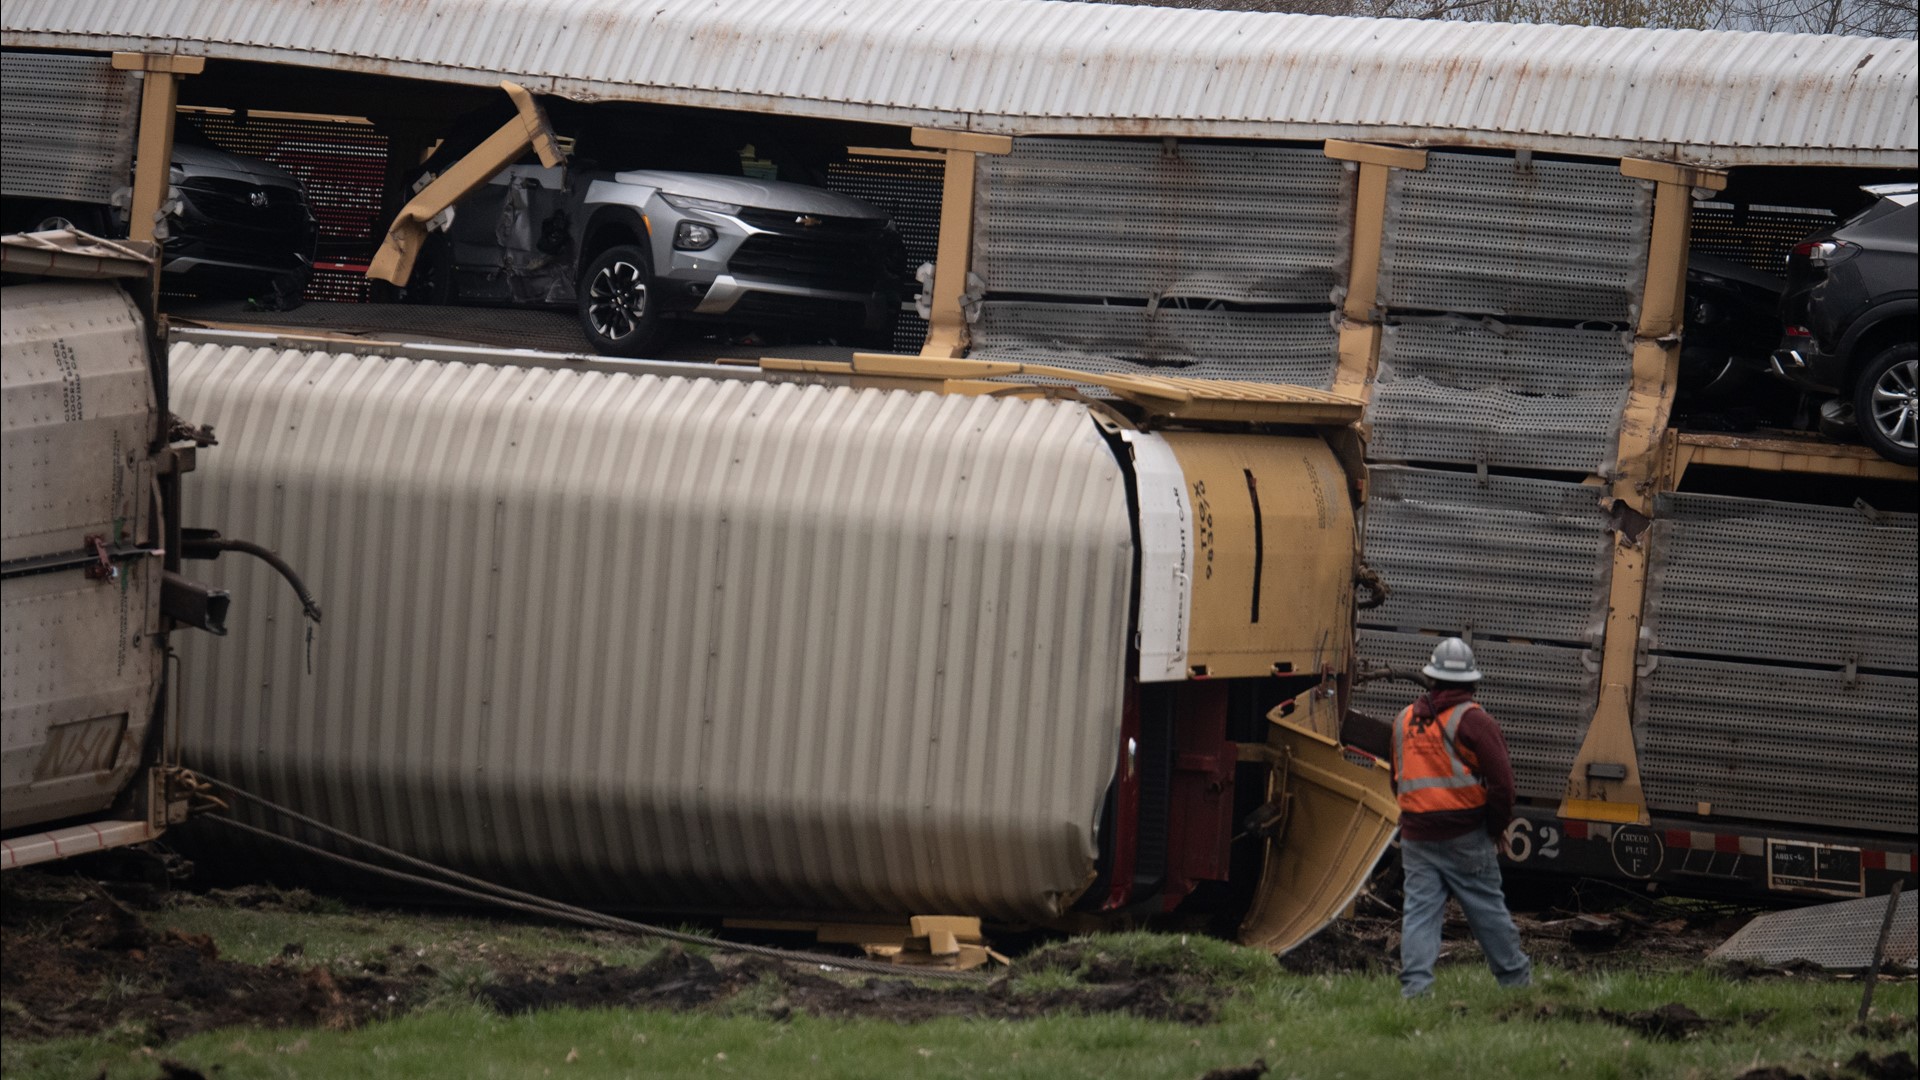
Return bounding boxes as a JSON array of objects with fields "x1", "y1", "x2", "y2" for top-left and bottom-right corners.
[{"x1": 1391, "y1": 637, "x2": 1532, "y2": 998}]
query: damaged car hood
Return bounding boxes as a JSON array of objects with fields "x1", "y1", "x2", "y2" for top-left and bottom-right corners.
[{"x1": 612, "y1": 170, "x2": 887, "y2": 219}]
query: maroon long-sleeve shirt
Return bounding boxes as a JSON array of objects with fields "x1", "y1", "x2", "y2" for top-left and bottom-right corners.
[{"x1": 1391, "y1": 686, "x2": 1517, "y2": 843}]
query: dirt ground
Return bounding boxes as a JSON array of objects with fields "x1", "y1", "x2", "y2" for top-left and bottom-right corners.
[
  {"x1": 4, "y1": 867, "x2": 1910, "y2": 1065},
  {"x1": 1, "y1": 872, "x2": 1231, "y2": 1046},
  {"x1": 0, "y1": 886, "x2": 417, "y2": 1044},
  {"x1": 1277, "y1": 895, "x2": 1753, "y2": 978}
]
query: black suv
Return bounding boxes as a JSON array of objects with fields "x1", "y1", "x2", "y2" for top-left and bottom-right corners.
[
  {"x1": 1773, "y1": 184, "x2": 1918, "y2": 465},
  {"x1": 6, "y1": 128, "x2": 316, "y2": 302}
]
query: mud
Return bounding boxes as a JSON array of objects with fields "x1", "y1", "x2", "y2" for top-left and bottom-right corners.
[
  {"x1": 1279, "y1": 896, "x2": 1752, "y2": 978},
  {"x1": 1734, "y1": 1050, "x2": 1918, "y2": 1080},
  {"x1": 2, "y1": 893, "x2": 416, "y2": 1044},
  {"x1": 2, "y1": 876, "x2": 1229, "y2": 1048},
  {"x1": 481, "y1": 940, "x2": 1225, "y2": 1025}
]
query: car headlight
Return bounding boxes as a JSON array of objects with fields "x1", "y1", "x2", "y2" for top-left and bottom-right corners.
[
  {"x1": 674, "y1": 220, "x2": 719, "y2": 251},
  {"x1": 661, "y1": 193, "x2": 741, "y2": 215}
]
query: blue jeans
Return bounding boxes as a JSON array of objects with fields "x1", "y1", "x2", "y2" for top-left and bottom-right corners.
[{"x1": 1400, "y1": 830, "x2": 1532, "y2": 998}]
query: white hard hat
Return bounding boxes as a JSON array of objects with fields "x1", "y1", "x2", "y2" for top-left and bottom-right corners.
[{"x1": 1422, "y1": 637, "x2": 1483, "y2": 682}]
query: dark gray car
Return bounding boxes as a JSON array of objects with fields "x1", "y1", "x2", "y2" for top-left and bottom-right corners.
[{"x1": 1773, "y1": 184, "x2": 1919, "y2": 465}]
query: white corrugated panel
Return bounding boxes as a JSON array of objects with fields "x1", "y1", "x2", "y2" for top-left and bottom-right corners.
[
  {"x1": 169, "y1": 342, "x2": 1135, "y2": 921},
  {"x1": 2, "y1": 283, "x2": 162, "y2": 832},
  {"x1": 3, "y1": 0, "x2": 1913, "y2": 166}
]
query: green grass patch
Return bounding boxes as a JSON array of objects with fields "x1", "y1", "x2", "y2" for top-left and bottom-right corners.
[
  {"x1": 158, "y1": 891, "x2": 670, "y2": 973},
  {"x1": 4, "y1": 895, "x2": 1913, "y2": 1080},
  {"x1": 6, "y1": 960, "x2": 1910, "y2": 1080}
]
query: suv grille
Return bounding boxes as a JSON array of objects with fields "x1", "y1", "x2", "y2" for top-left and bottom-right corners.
[
  {"x1": 178, "y1": 177, "x2": 311, "y2": 232},
  {"x1": 730, "y1": 233, "x2": 885, "y2": 291},
  {"x1": 735, "y1": 208, "x2": 885, "y2": 237}
]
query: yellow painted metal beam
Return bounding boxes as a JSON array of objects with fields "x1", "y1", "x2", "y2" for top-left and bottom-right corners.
[
  {"x1": 1323, "y1": 140, "x2": 1429, "y2": 171},
  {"x1": 908, "y1": 129, "x2": 1013, "y2": 359},
  {"x1": 1324, "y1": 142, "x2": 1425, "y2": 402},
  {"x1": 113, "y1": 53, "x2": 205, "y2": 255},
  {"x1": 367, "y1": 81, "x2": 563, "y2": 286},
  {"x1": 909, "y1": 128, "x2": 1014, "y2": 155},
  {"x1": 1662, "y1": 430, "x2": 1919, "y2": 485},
  {"x1": 761, "y1": 352, "x2": 1366, "y2": 425},
  {"x1": 1559, "y1": 161, "x2": 1726, "y2": 827}
]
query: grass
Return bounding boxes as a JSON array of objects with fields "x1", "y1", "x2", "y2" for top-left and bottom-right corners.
[
  {"x1": 3, "y1": 898, "x2": 1913, "y2": 1080},
  {"x1": 157, "y1": 889, "x2": 674, "y2": 974}
]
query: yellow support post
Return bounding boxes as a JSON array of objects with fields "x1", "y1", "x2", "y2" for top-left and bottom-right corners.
[
  {"x1": 112, "y1": 53, "x2": 205, "y2": 254},
  {"x1": 1559, "y1": 160, "x2": 1728, "y2": 826},
  {"x1": 367, "y1": 82, "x2": 564, "y2": 286},
  {"x1": 910, "y1": 128, "x2": 1012, "y2": 358},
  {"x1": 1322, "y1": 141, "x2": 1427, "y2": 402}
]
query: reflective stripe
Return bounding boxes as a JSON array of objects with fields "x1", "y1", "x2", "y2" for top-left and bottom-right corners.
[
  {"x1": 1394, "y1": 701, "x2": 1486, "y2": 814},
  {"x1": 1397, "y1": 773, "x2": 1484, "y2": 792},
  {"x1": 1392, "y1": 703, "x2": 1474, "y2": 781}
]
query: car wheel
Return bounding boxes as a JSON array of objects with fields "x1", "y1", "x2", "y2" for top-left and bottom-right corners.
[
  {"x1": 577, "y1": 244, "x2": 662, "y2": 357},
  {"x1": 30, "y1": 203, "x2": 110, "y2": 236},
  {"x1": 1852, "y1": 343, "x2": 1919, "y2": 466}
]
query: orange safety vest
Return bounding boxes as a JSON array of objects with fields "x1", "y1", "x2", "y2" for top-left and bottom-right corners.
[{"x1": 1392, "y1": 701, "x2": 1488, "y2": 815}]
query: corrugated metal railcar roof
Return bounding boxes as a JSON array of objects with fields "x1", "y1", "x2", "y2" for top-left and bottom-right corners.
[
  {"x1": 3, "y1": 0, "x2": 1915, "y2": 166},
  {"x1": 168, "y1": 341, "x2": 1135, "y2": 921}
]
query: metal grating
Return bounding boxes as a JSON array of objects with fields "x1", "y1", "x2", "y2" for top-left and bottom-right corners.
[
  {"x1": 1711, "y1": 892, "x2": 1917, "y2": 970},
  {"x1": 976, "y1": 138, "x2": 1348, "y2": 305},
  {"x1": 825, "y1": 151, "x2": 944, "y2": 354},
  {"x1": 1690, "y1": 203, "x2": 1834, "y2": 279},
  {"x1": 1369, "y1": 319, "x2": 1631, "y2": 473},
  {"x1": 0, "y1": 51, "x2": 138, "y2": 204},
  {"x1": 1358, "y1": 466, "x2": 1612, "y2": 645},
  {"x1": 1639, "y1": 656, "x2": 1917, "y2": 836},
  {"x1": 1647, "y1": 492, "x2": 1918, "y2": 674},
  {"x1": 187, "y1": 113, "x2": 390, "y2": 249},
  {"x1": 971, "y1": 302, "x2": 1339, "y2": 388},
  {"x1": 1355, "y1": 631, "x2": 1593, "y2": 802},
  {"x1": 1380, "y1": 152, "x2": 1650, "y2": 323},
  {"x1": 306, "y1": 261, "x2": 375, "y2": 305}
]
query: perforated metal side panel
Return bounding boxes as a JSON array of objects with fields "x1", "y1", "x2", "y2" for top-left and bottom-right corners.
[
  {"x1": 826, "y1": 152, "x2": 944, "y2": 353},
  {"x1": 190, "y1": 113, "x2": 391, "y2": 248},
  {"x1": 1639, "y1": 656, "x2": 1917, "y2": 836},
  {"x1": 1647, "y1": 493, "x2": 1918, "y2": 673},
  {"x1": 1380, "y1": 152, "x2": 1650, "y2": 322},
  {"x1": 976, "y1": 138, "x2": 1348, "y2": 304},
  {"x1": 1711, "y1": 892, "x2": 1917, "y2": 970},
  {"x1": 1356, "y1": 631, "x2": 1592, "y2": 802},
  {"x1": 1369, "y1": 320, "x2": 1630, "y2": 473},
  {"x1": 0, "y1": 52, "x2": 139, "y2": 205},
  {"x1": 1690, "y1": 203, "x2": 1835, "y2": 278},
  {"x1": 971, "y1": 302, "x2": 1339, "y2": 388},
  {"x1": 1358, "y1": 466, "x2": 1612, "y2": 644}
]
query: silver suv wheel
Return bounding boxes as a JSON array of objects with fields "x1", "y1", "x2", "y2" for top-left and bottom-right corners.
[
  {"x1": 1854, "y1": 343, "x2": 1919, "y2": 466},
  {"x1": 1869, "y1": 356, "x2": 1917, "y2": 449},
  {"x1": 576, "y1": 243, "x2": 663, "y2": 357},
  {"x1": 586, "y1": 260, "x2": 649, "y2": 340}
]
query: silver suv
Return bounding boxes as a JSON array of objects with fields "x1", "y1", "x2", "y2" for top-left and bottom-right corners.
[{"x1": 428, "y1": 163, "x2": 902, "y2": 356}]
